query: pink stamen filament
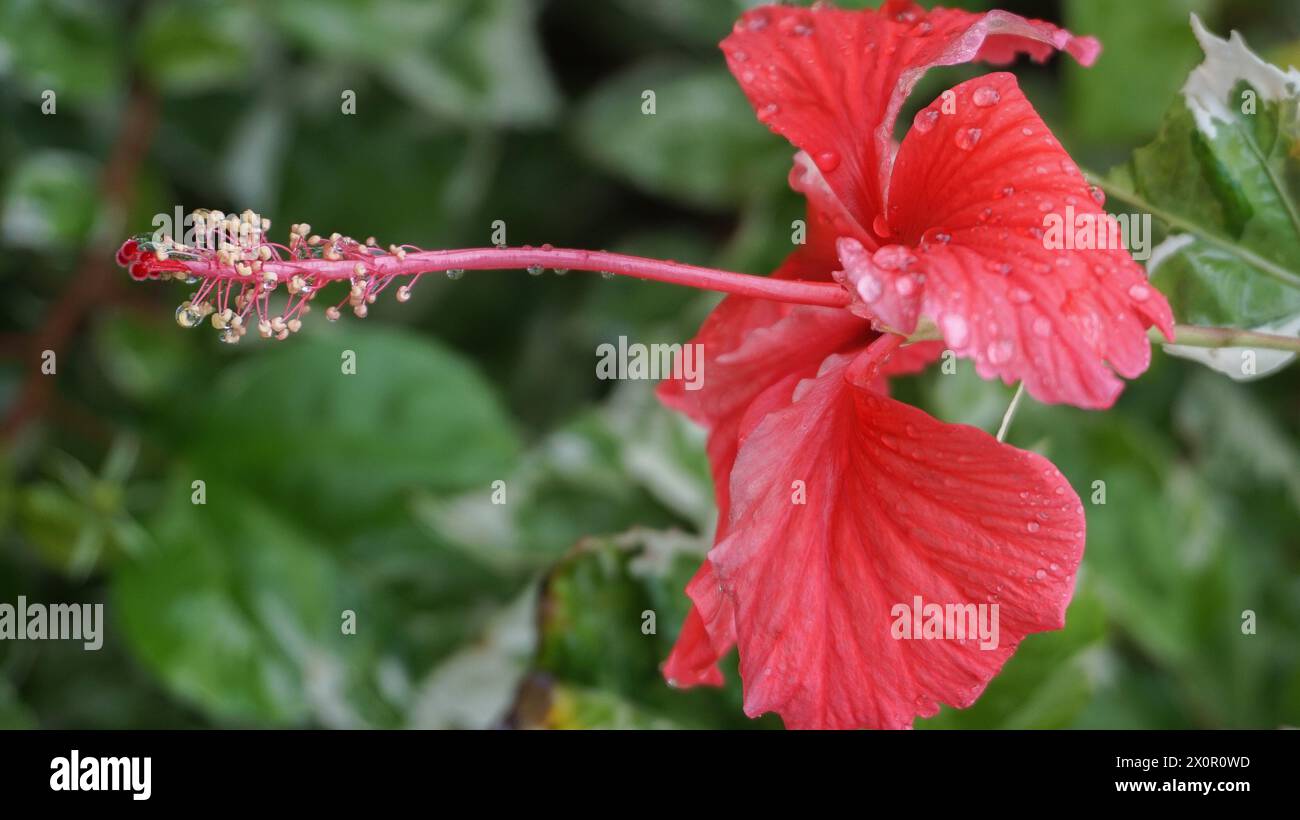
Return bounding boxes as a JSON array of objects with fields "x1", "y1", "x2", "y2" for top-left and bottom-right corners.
[{"x1": 181, "y1": 247, "x2": 854, "y2": 309}]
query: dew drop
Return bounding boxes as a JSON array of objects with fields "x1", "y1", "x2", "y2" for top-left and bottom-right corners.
[
  {"x1": 814, "y1": 150, "x2": 841, "y2": 173},
  {"x1": 954, "y1": 127, "x2": 982, "y2": 151},
  {"x1": 942, "y1": 314, "x2": 969, "y2": 347},
  {"x1": 446, "y1": 268, "x2": 465, "y2": 280},
  {"x1": 1128, "y1": 283, "x2": 1150, "y2": 301},
  {"x1": 553, "y1": 268, "x2": 569, "y2": 276},
  {"x1": 972, "y1": 86, "x2": 1001, "y2": 107},
  {"x1": 872, "y1": 214, "x2": 892, "y2": 239},
  {"x1": 1089, "y1": 185, "x2": 1106, "y2": 206},
  {"x1": 527, "y1": 264, "x2": 544, "y2": 276},
  {"x1": 1027, "y1": 521, "x2": 1041, "y2": 533},
  {"x1": 987, "y1": 339, "x2": 1013, "y2": 364},
  {"x1": 858, "y1": 272, "x2": 883, "y2": 301},
  {"x1": 912, "y1": 108, "x2": 939, "y2": 134},
  {"x1": 1009, "y1": 287, "x2": 1033, "y2": 304},
  {"x1": 871, "y1": 245, "x2": 914, "y2": 271},
  {"x1": 1035, "y1": 567, "x2": 1047, "y2": 578},
  {"x1": 175, "y1": 304, "x2": 202, "y2": 329},
  {"x1": 600, "y1": 270, "x2": 615, "y2": 280},
  {"x1": 895, "y1": 276, "x2": 916, "y2": 296}
]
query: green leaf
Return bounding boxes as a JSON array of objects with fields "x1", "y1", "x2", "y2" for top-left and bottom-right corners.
[
  {"x1": 1064, "y1": 0, "x2": 1216, "y2": 144},
  {"x1": 1112, "y1": 17, "x2": 1300, "y2": 378},
  {"x1": 190, "y1": 326, "x2": 521, "y2": 527},
  {"x1": 524, "y1": 531, "x2": 776, "y2": 729},
  {"x1": 573, "y1": 62, "x2": 790, "y2": 209},
  {"x1": 0, "y1": 0, "x2": 119, "y2": 100},
  {"x1": 134, "y1": 1, "x2": 257, "y2": 95},
  {"x1": 115, "y1": 477, "x2": 394, "y2": 726},
  {"x1": 417, "y1": 377, "x2": 712, "y2": 577},
  {"x1": 536, "y1": 684, "x2": 683, "y2": 729},
  {"x1": 268, "y1": 0, "x2": 558, "y2": 126},
  {"x1": 94, "y1": 311, "x2": 201, "y2": 404},
  {"x1": 0, "y1": 151, "x2": 98, "y2": 248}
]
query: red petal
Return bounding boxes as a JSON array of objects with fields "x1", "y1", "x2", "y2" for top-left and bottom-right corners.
[
  {"x1": 659, "y1": 254, "x2": 870, "y2": 691},
  {"x1": 723, "y1": 2, "x2": 1098, "y2": 244},
  {"x1": 663, "y1": 561, "x2": 733, "y2": 688},
  {"x1": 706, "y1": 336, "x2": 1085, "y2": 729},
  {"x1": 842, "y1": 73, "x2": 1174, "y2": 409},
  {"x1": 658, "y1": 253, "x2": 870, "y2": 526}
]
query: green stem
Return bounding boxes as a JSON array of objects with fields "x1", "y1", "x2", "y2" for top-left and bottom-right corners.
[
  {"x1": 1083, "y1": 171, "x2": 1300, "y2": 292},
  {"x1": 1155, "y1": 324, "x2": 1300, "y2": 353}
]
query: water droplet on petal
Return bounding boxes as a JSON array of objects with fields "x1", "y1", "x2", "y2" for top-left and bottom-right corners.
[
  {"x1": 1033, "y1": 317, "x2": 1052, "y2": 337},
  {"x1": 871, "y1": 245, "x2": 914, "y2": 271},
  {"x1": 600, "y1": 270, "x2": 615, "y2": 280},
  {"x1": 858, "y1": 273, "x2": 884, "y2": 301},
  {"x1": 987, "y1": 339, "x2": 1013, "y2": 364},
  {"x1": 872, "y1": 215, "x2": 892, "y2": 239},
  {"x1": 814, "y1": 150, "x2": 840, "y2": 172},
  {"x1": 1009, "y1": 287, "x2": 1033, "y2": 304},
  {"x1": 942, "y1": 314, "x2": 969, "y2": 347},
  {"x1": 527, "y1": 264, "x2": 544, "y2": 276},
  {"x1": 912, "y1": 109, "x2": 939, "y2": 134},
  {"x1": 1090, "y1": 185, "x2": 1106, "y2": 205},
  {"x1": 446, "y1": 268, "x2": 465, "y2": 280},
  {"x1": 1027, "y1": 521, "x2": 1041, "y2": 533},
  {"x1": 1128, "y1": 283, "x2": 1150, "y2": 301},
  {"x1": 954, "y1": 127, "x2": 982, "y2": 151},
  {"x1": 972, "y1": 86, "x2": 1001, "y2": 107}
]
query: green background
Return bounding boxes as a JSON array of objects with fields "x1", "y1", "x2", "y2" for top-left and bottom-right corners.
[{"x1": 0, "y1": 0, "x2": 1297, "y2": 729}]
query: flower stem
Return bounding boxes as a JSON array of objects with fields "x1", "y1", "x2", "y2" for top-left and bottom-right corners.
[
  {"x1": 1154, "y1": 324, "x2": 1300, "y2": 353},
  {"x1": 194, "y1": 247, "x2": 854, "y2": 309}
]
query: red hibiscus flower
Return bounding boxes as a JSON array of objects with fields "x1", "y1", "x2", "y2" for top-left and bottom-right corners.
[
  {"x1": 658, "y1": 1, "x2": 1173, "y2": 729},
  {"x1": 115, "y1": 0, "x2": 1178, "y2": 733}
]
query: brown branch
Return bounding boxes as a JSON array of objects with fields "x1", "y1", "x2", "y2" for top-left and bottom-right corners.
[{"x1": 2, "y1": 78, "x2": 158, "y2": 439}]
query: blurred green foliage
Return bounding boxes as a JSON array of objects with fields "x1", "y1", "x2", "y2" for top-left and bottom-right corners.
[{"x1": 1, "y1": 0, "x2": 1298, "y2": 729}]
